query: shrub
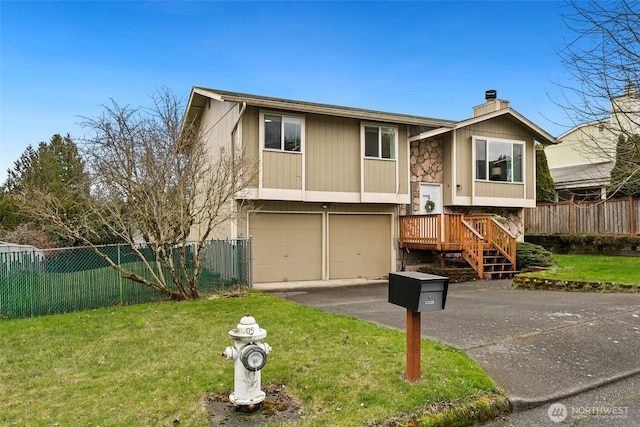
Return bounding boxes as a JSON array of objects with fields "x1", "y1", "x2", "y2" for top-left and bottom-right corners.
[{"x1": 516, "y1": 241, "x2": 556, "y2": 270}]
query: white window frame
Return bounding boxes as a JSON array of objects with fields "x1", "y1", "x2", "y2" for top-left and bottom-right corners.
[
  {"x1": 473, "y1": 136, "x2": 524, "y2": 183},
  {"x1": 362, "y1": 123, "x2": 397, "y2": 160},
  {"x1": 260, "y1": 111, "x2": 304, "y2": 153}
]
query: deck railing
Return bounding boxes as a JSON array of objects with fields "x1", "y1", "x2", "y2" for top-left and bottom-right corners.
[
  {"x1": 399, "y1": 213, "x2": 516, "y2": 277},
  {"x1": 399, "y1": 214, "x2": 442, "y2": 249}
]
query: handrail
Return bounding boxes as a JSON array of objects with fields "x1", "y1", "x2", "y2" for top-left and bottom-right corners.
[
  {"x1": 460, "y1": 219, "x2": 484, "y2": 278},
  {"x1": 488, "y1": 218, "x2": 516, "y2": 268}
]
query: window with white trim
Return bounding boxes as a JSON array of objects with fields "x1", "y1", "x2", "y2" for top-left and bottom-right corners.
[
  {"x1": 475, "y1": 137, "x2": 524, "y2": 183},
  {"x1": 263, "y1": 113, "x2": 302, "y2": 152},
  {"x1": 364, "y1": 125, "x2": 396, "y2": 159}
]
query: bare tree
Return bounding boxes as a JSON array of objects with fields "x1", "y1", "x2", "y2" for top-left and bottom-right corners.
[
  {"x1": 18, "y1": 88, "x2": 257, "y2": 300},
  {"x1": 556, "y1": 0, "x2": 640, "y2": 195}
]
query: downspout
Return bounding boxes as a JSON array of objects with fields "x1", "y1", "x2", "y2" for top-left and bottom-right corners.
[{"x1": 230, "y1": 102, "x2": 247, "y2": 240}]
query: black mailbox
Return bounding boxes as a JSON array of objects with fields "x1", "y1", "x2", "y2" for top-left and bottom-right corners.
[{"x1": 388, "y1": 272, "x2": 449, "y2": 312}]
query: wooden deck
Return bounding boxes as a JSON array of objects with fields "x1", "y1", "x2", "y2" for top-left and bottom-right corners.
[{"x1": 399, "y1": 214, "x2": 517, "y2": 279}]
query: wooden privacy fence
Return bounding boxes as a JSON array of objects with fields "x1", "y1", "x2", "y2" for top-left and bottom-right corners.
[{"x1": 525, "y1": 196, "x2": 640, "y2": 235}]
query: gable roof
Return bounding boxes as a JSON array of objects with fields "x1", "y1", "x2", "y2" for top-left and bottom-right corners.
[
  {"x1": 408, "y1": 107, "x2": 557, "y2": 145},
  {"x1": 186, "y1": 87, "x2": 457, "y2": 128}
]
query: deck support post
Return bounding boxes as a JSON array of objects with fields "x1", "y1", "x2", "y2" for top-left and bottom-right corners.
[
  {"x1": 439, "y1": 252, "x2": 446, "y2": 268},
  {"x1": 406, "y1": 309, "x2": 421, "y2": 382}
]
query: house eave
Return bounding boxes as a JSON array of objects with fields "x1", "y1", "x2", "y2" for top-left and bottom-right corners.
[
  {"x1": 191, "y1": 87, "x2": 456, "y2": 127},
  {"x1": 409, "y1": 108, "x2": 557, "y2": 145}
]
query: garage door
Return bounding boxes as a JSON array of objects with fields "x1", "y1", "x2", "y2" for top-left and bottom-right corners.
[
  {"x1": 250, "y1": 213, "x2": 322, "y2": 283},
  {"x1": 328, "y1": 214, "x2": 391, "y2": 279}
]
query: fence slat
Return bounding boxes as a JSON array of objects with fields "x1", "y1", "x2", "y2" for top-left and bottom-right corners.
[{"x1": 526, "y1": 197, "x2": 640, "y2": 235}]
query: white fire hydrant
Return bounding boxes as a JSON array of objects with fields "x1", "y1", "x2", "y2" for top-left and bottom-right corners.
[{"x1": 221, "y1": 314, "x2": 272, "y2": 410}]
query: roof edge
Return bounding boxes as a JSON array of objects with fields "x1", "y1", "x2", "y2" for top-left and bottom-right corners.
[
  {"x1": 191, "y1": 86, "x2": 456, "y2": 127},
  {"x1": 410, "y1": 108, "x2": 557, "y2": 145}
]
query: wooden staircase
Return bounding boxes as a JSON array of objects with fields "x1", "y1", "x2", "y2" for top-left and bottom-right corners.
[
  {"x1": 482, "y1": 247, "x2": 519, "y2": 280},
  {"x1": 399, "y1": 214, "x2": 518, "y2": 280}
]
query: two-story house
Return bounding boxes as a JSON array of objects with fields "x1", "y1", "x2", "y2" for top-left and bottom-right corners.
[
  {"x1": 545, "y1": 85, "x2": 640, "y2": 200},
  {"x1": 184, "y1": 87, "x2": 555, "y2": 284}
]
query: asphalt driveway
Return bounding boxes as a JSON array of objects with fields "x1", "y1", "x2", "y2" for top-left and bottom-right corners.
[{"x1": 263, "y1": 279, "x2": 640, "y2": 425}]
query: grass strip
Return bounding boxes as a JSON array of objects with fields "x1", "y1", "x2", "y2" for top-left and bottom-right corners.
[
  {"x1": 0, "y1": 290, "x2": 498, "y2": 426},
  {"x1": 515, "y1": 254, "x2": 640, "y2": 292}
]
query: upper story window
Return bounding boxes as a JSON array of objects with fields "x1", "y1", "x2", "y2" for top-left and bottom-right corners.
[
  {"x1": 364, "y1": 125, "x2": 396, "y2": 159},
  {"x1": 474, "y1": 137, "x2": 524, "y2": 183},
  {"x1": 263, "y1": 113, "x2": 302, "y2": 152}
]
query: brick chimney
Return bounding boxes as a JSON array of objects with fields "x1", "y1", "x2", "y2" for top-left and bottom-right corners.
[{"x1": 473, "y1": 90, "x2": 510, "y2": 117}]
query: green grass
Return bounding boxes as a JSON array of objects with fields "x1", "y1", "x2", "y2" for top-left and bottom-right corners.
[
  {"x1": 0, "y1": 291, "x2": 498, "y2": 426},
  {"x1": 525, "y1": 254, "x2": 640, "y2": 284}
]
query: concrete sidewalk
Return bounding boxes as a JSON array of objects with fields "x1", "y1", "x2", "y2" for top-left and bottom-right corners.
[{"x1": 261, "y1": 279, "x2": 640, "y2": 424}]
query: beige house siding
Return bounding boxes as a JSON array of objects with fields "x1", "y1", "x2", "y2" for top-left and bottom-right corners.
[
  {"x1": 192, "y1": 98, "x2": 242, "y2": 240},
  {"x1": 306, "y1": 114, "x2": 360, "y2": 193},
  {"x1": 241, "y1": 106, "x2": 260, "y2": 188},
  {"x1": 452, "y1": 116, "x2": 536, "y2": 204},
  {"x1": 363, "y1": 159, "x2": 396, "y2": 193},
  {"x1": 262, "y1": 151, "x2": 303, "y2": 190},
  {"x1": 442, "y1": 133, "x2": 453, "y2": 205},
  {"x1": 545, "y1": 123, "x2": 615, "y2": 169},
  {"x1": 240, "y1": 107, "x2": 409, "y2": 202},
  {"x1": 397, "y1": 126, "x2": 409, "y2": 195},
  {"x1": 475, "y1": 182, "x2": 525, "y2": 198}
]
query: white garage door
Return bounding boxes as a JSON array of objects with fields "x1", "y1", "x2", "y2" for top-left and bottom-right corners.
[
  {"x1": 250, "y1": 213, "x2": 322, "y2": 283},
  {"x1": 328, "y1": 214, "x2": 391, "y2": 279}
]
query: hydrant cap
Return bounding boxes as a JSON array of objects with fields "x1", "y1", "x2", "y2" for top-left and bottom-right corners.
[
  {"x1": 240, "y1": 315, "x2": 256, "y2": 325},
  {"x1": 229, "y1": 314, "x2": 267, "y2": 341}
]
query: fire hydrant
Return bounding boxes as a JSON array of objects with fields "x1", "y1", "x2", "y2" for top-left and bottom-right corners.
[{"x1": 221, "y1": 314, "x2": 272, "y2": 410}]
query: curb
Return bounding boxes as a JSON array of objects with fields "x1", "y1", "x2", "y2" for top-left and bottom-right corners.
[
  {"x1": 508, "y1": 368, "x2": 640, "y2": 412},
  {"x1": 412, "y1": 393, "x2": 512, "y2": 427}
]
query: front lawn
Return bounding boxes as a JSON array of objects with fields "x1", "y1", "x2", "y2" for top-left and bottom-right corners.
[
  {"x1": 524, "y1": 254, "x2": 640, "y2": 284},
  {"x1": 0, "y1": 291, "x2": 498, "y2": 426}
]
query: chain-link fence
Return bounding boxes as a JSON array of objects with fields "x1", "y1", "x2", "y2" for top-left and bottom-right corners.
[{"x1": 0, "y1": 238, "x2": 252, "y2": 318}]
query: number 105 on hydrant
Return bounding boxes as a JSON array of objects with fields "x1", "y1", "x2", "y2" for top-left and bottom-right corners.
[{"x1": 221, "y1": 314, "x2": 272, "y2": 411}]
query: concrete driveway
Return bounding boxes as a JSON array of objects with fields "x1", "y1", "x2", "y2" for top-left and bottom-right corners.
[{"x1": 261, "y1": 279, "x2": 640, "y2": 426}]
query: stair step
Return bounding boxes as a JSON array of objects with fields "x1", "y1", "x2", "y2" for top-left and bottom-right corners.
[{"x1": 483, "y1": 270, "x2": 520, "y2": 280}]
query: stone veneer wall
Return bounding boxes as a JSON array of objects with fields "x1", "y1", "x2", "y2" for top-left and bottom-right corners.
[{"x1": 409, "y1": 137, "x2": 444, "y2": 213}]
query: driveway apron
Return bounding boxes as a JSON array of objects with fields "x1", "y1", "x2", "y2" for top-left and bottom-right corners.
[{"x1": 266, "y1": 280, "x2": 640, "y2": 408}]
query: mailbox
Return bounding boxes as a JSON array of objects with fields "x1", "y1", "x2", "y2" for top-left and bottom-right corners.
[{"x1": 388, "y1": 272, "x2": 449, "y2": 312}]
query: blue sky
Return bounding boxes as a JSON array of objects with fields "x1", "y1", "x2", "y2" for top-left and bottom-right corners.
[{"x1": 1, "y1": 1, "x2": 571, "y2": 184}]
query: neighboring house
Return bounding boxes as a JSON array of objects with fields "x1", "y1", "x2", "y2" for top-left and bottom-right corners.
[
  {"x1": 0, "y1": 241, "x2": 45, "y2": 273},
  {"x1": 184, "y1": 88, "x2": 555, "y2": 283},
  {"x1": 545, "y1": 85, "x2": 640, "y2": 200}
]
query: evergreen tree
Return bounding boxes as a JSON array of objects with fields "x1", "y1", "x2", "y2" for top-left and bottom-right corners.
[
  {"x1": 610, "y1": 133, "x2": 640, "y2": 197},
  {"x1": 0, "y1": 134, "x2": 94, "y2": 246},
  {"x1": 536, "y1": 145, "x2": 556, "y2": 202}
]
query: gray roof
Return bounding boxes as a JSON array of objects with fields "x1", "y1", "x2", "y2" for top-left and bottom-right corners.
[
  {"x1": 188, "y1": 87, "x2": 456, "y2": 128},
  {"x1": 550, "y1": 161, "x2": 614, "y2": 189}
]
